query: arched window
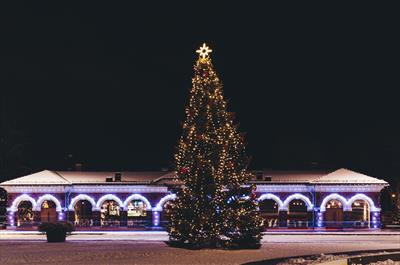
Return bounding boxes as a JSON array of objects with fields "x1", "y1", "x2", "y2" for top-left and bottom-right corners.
[
  {"x1": 325, "y1": 199, "x2": 344, "y2": 228},
  {"x1": 126, "y1": 199, "x2": 150, "y2": 228},
  {"x1": 351, "y1": 200, "x2": 370, "y2": 228},
  {"x1": 74, "y1": 200, "x2": 93, "y2": 227},
  {"x1": 127, "y1": 199, "x2": 147, "y2": 217},
  {"x1": 100, "y1": 200, "x2": 120, "y2": 227},
  {"x1": 258, "y1": 199, "x2": 279, "y2": 228},
  {"x1": 287, "y1": 199, "x2": 308, "y2": 228},
  {"x1": 17, "y1": 201, "x2": 34, "y2": 227},
  {"x1": 41, "y1": 200, "x2": 57, "y2": 223},
  {"x1": 288, "y1": 199, "x2": 307, "y2": 214}
]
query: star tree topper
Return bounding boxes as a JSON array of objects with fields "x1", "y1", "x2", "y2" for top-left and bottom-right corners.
[{"x1": 196, "y1": 43, "x2": 212, "y2": 59}]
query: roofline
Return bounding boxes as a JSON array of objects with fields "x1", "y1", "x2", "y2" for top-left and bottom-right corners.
[
  {"x1": 53, "y1": 170, "x2": 72, "y2": 183},
  {"x1": 250, "y1": 181, "x2": 388, "y2": 185}
]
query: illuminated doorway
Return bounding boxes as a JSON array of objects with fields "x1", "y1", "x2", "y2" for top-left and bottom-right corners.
[
  {"x1": 74, "y1": 200, "x2": 93, "y2": 227},
  {"x1": 288, "y1": 199, "x2": 308, "y2": 228},
  {"x1": 259, "y1": 199, "x2": 279, "y2": 228},
  {"x1": 17, "y1": 201, "x2": 34, "y2": 227},
  {"x1": 325, "y1": 199, "x2": 344, "y2": 227},
  {"x1": 126, "y1": 199, "x2": 149, "y2": 228},
  {"x1": 351, "y1": 200, "x2": 370, "y2": 228},
  {"x1": 40, "y1": 200, "x2": 57, "y2": 223},
  {"x1": 100, "y1": 200, "x2": 120, "y2": 227}
]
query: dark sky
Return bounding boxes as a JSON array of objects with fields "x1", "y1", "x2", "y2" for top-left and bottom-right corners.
[{"x1": 0, "y1": 3, "x2": 399, "y2": 184}]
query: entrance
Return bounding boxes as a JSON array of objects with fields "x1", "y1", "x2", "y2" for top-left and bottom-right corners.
[
  {"x1": 74, "y1": 200, "x2": 93, "y2": 227},
  {"x1": 259, "y1": 199, "x2": 279, "y2": 228},
  {"x1": 100, "y1": 200, "x2": 120, "y2": 227},
  {"x1": 40, "y1": 200, "x2": 57, "y2": 223},
  {"x1": 126, "y1": 199, "x2": 149, "y2": 228},
  {"x1": 17, "y1": 201, "x2": 34, "y2": 227},
  {"x1": 351, "y1": 200, "x2": 370, "y2": 228},
  {"x1": 288, "y1": 199, "x2": 308, "y2": 228},
  {"x1": 325, "y1": 199, "x2": 343, "y2": 228}
]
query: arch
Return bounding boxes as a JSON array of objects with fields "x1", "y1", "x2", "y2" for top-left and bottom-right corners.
[
  {"x1": 283, "y1": 193, "x2": 313, "y2": 211},
  {"x1": 35, "y1": 194, "x2": 62, "y2": 212},
  {"x1": 320, "y1": 193, "x2": 348, "y2": 212},
  {"x1": 96, "y1": 194, "x2": 124, "y2": 210},
  {"x1": 123, "y1": 194, "x2": 152, "y2": 210},
  {"x1": 347, "y1": 194, "x2": 379, "y2": 212},
  {"x1": 8, "y1": 194, "x2": 37, "y2": 212},
  {"x1": 154, "y1": 194, "x2": 177, "y2": 211},
  {"x1": 258, "y1": 193, "x2": 284, "y2": 210},
  {"x1": 68, "y1": 194, "x2": 97, "y2": 211}
]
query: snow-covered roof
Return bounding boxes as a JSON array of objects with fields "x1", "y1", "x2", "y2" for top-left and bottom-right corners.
[
  {"x1": 255, "y1": 168, "x2": 387, "y2": 185},
  {"x1": 310, "y1": 168, "x2": 388, "y2": 184},
  {"x1": 260, "y1": 170, "x2": 327, "y2": 183},
  {"x1": 0, "y1": 170, "x2": 174, "y2": 186},
  {"x1": 0, "y1": 168, "x2": 388, "y2": 186},
  {"x1": 0, "y1": 170, "x2": 70, "y2": 185}
]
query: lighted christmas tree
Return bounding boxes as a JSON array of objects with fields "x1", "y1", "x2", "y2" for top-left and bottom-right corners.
[{"x1": 168, "y1": 43, "x2": 263, "y2": 249}]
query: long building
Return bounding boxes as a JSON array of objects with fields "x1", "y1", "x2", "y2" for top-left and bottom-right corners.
[{"x1": 0, "y1": 168, "x2": 388, "y2": 229}]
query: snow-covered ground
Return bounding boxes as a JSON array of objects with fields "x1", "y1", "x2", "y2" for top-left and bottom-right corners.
[
  {"x1": 369, "y1": 260, "x2": 400, "y2": 265},
  {"x1": 0, "y1": 233, "x2": 399, "y2": 265}
]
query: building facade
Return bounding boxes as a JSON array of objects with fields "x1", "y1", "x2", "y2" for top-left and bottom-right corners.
[{"x1": 0, "y1": 168, "x2": 388, "y2": 230}]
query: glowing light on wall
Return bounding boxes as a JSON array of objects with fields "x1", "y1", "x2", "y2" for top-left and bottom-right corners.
[
  {"x1": 152, "y1": 211, "x2": 160, "y2": 226},
  {"x1": 282, "y1": 193, "x2": 314, "y2": 211},
  {"x1": 317, "y1": 212, "x2": 323, "y2": 227},
  {"x1": 257, "y1": 193, "x2": 284, "y2": 210},
  {"x1": 154, "y1": 194, "x2": 177, "y2": 212},
  {"x1": 58, "y1": 212, "x2": 64, "y2": 221},
  {"x1": 8, "y1": 212, "x2": 15, "y2": 226},
  {"x1": 123, "y1": 194, "x2": 152, "y2": 210},
  {"x1": 68, "y1": 194, "x2": 97, "y2": 211},
  {"x1": 320, "y1": 194, "x2": 349, "y2": 212},
  {"x1": 95, "y1": 194, "x2": 124, "y2": 210},
  {"x1": 34, "y1": 194, "x2": 62, "y2": 212},
  {"x1": 8, "y1": 194, "x2": 37, "y2": 212}
]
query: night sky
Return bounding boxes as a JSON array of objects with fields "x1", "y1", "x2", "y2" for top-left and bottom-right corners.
[{"x1": 1, "y1": 3, "x2": 399, "y2": 185}]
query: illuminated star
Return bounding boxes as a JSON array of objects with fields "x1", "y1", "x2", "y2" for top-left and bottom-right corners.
[{"x1": 196, "y1": 43, "x2": 212, "y2": 59}]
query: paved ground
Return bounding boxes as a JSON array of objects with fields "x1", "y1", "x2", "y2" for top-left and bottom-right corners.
[{"x1": 0, "y1": 232, "x2": 399, "y2": 265}]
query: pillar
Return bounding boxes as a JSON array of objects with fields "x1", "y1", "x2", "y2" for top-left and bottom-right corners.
[
  {"x1": 343, "y1": 211, "x2": 352, "y2": 228},
  {"x1": 92, "y1": 211, "x2": 101, "y2": 227},
  {"x1": 152, "y1": 211, "x2": 160, "y2": 227},
  {"x1": 278, "y1": 210, "x2": 287, "y2": 227},
  {"x1": 7, "y1": 211, "x2": 15, "y2": 228},
  {"x1": 315, "y1": 211, "x2": 324, "y2": 228},
  {"x1": 371, "y1": 211, "x2": 380, "y2": 229},
  {"x1": 307, "y1": 211, "x2": 313, "y2": 227},
  {"x1": 34, "y1": 210, "x2": 41, "y2": 225},
  {"x1": 67, "y1": 210, "x2": 75, "y2": 223},
  {"x1": 57, "y1": 211, "x2": 65, "y2": 221},
  {"x1": 120, "y1": 210, "x2": 127, "y2": 227}
]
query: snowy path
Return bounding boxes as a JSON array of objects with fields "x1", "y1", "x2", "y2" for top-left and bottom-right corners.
[{"x1": 0, "y1": 234, "x2": 399, "y2": 265}]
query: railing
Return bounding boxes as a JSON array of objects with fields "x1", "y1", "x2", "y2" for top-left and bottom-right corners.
[{"x1": 322, "y1": 220, "x2": 374, "y2": 228}]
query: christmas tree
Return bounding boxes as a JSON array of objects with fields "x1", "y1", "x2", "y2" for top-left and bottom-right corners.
[{"x1": 167, "y1": 43, "x2": 263, "y2": 249}]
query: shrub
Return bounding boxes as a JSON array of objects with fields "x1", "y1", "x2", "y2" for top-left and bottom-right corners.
[{"x1": 38, "y1": 221, "x2": 74, "y2": 242}]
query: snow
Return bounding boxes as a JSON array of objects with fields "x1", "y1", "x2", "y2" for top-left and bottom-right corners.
[
  {"x1": 0, "y1": 233, "x2": 399, "y2": 265},
  {"x1": 369, "y1": 260, "x2": 400, "y2": 265},
  {"x1": 276, "y1": 254, "x2": 348, "y2": 265}
]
